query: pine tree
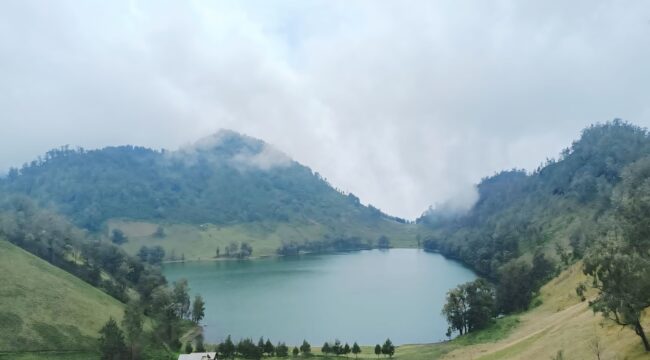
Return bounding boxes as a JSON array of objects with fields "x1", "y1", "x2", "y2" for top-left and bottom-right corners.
[
  {"x1": 264, "y1": 338, "x2": 275, "y2": 356},
  {"x1": 381, "y1": 339, "x2": 395, "y2": 358},
  {"x1": 98, "y1": 317, "x2": 127, "y2": 360},
  {"x1": 322, "y1": 342, "x2": 331, "y2": 356},
  {"x1": 352, "y1": 342, "x2": 361, "y2": 358},
  {"x1": 300, "y1": 340, "x2": 311, "y2": 356}
]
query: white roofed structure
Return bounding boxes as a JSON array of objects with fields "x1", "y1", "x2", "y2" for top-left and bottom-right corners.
[{"x1": 178, "y1": 352, "x2": 217, "y2": 360}]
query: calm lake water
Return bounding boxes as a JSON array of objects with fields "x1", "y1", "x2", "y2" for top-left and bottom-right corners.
[{"x1": 163, "y1": 249, "x2": 476, "y2": 345}]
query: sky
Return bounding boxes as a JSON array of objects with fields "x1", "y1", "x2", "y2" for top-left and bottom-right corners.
[{"x1": 1, "y1": 1, "x2": 650, "y2": 219}]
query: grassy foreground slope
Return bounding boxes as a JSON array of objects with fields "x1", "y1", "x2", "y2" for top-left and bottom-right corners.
[
  {"x1": 0, "y1": 240, "x2": 124, "y2": 355},
  {"x1": 396, "y1": 264, "x2": 649, "y2": 360}
]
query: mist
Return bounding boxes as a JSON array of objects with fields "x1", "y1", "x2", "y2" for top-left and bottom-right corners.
[{"x1": 1, "y1": 0, "x2": 649, "y2": 218}]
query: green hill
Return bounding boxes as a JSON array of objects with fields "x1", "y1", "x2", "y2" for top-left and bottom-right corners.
[
  {"x1": 414, "y1": 120, "x2": 650, "y2": 357},
  {"x1": 419, "y1": 120, "x2": 650, "y2": 279},
  {"x1": 0, "y1": 130, "x2": 413, "y2": 259},
  {"x1": 0, "y1": 240, "x2": 125, "y2": 356}
]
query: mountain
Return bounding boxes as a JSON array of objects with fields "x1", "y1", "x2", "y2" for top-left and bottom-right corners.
[
  {"x1": 415, "y1": 120, "x2": 650, "y2": 356},
  {"x1": 0, "y1": 239, "x2": 125, "y2": 356},
  {"x1": 0, "y1": 130, "x2": 414, "y2": 259},
  {"x1": 418, "y1": 120, "x2": 650, "y2": 279}
]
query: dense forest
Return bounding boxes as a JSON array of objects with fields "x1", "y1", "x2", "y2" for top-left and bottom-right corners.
[
  {"x1": 421, "y1": 120, "x2": 650, "y2": 350},
  {"x1": 0, "y1": 130, "x2": 405, "y2": 233}
]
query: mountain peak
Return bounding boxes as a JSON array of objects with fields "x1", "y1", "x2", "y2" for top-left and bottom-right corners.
[{"x1": 178, "y1": 129, "x2": 292, "y2": 171}]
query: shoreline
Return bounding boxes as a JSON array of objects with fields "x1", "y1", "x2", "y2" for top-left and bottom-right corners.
[{"x1": 160, "y1": 246, "x2": 418, "y2": 265}]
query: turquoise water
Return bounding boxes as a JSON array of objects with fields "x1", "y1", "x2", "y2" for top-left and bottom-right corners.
[{"x1": 163, "y1": 249, "x2": 476, "y2": 345}]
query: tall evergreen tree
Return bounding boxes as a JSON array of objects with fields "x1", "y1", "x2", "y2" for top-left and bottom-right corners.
[
  {"x1": 121, "y1": 301, "x2": 143, "y2": 360},
  {"x1": 381, "y1": 339, "x2": 395, "y2": 358},
  {"x1": 98, "y1": 317, "x2": 127, "y2": 360},
  {"x1": 264, "y1": 338, "x2": 275, "y2": 356},
  {"x1": 352, "y1": 342, "x2": 361, "y2": 358},
  {"x1": 300, "y1": 340, "x2": 311, "y2": 356},
  {"x1": 192, "y1": 294, "x2": 205, "y2": 323}
]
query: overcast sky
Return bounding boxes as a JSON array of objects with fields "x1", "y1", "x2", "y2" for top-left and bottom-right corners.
[{"x1": 1, "y1": 1, "x2": 650, "y2": 219}]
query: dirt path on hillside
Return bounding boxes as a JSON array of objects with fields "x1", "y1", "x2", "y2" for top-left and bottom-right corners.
[{"x1": 443, "y1": 301, "x2": 589, "y2": 359}]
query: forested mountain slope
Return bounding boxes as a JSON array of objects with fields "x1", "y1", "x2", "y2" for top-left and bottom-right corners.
[
  {"x1": 0, "y1": 130, "x2": 412, "y2": 258},
  {"x1": 417, "y1": 120, "x2": 650, "y2": 355},
  {"x1": 0, "y1": 240, "x2": 125, "y2": 354},
  {"x1": 418, "y1": 120, "x2": 649, "y2": 279}
]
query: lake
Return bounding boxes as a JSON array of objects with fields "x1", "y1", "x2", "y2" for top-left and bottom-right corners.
[{"x1": 163, "y1": 248, "x2": 476, "y2": 345}]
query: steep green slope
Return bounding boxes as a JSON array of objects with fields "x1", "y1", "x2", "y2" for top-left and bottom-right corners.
[{"x1": 0, "y1": 239, "x2": 124, "y2": 354}]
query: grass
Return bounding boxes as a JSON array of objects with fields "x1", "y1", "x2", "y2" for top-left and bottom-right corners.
[
  {"x1": 0, "y1": 240, "x2": 125, "y2": 353},
  {"x1": 111, "y1": 219, "x2": 419, "y2": 261},
  {"x1": 431, "y1": 262, "x2": 650, "y2": 360},
  {"x1": 0, "y1": 351, "x2": 99, "y2": 360}
]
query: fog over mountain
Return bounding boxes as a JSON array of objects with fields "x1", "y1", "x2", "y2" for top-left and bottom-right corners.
[{"x1": 1, "y1": 1, "x2": 649, "y2": 218}]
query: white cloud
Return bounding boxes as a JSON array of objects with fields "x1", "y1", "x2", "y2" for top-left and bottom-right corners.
[{"x1": 1, "y1": 0, "x2": 649, "y2": 218}]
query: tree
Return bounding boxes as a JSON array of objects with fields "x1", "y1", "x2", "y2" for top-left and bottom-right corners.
[
  {"x1": 237, "y1": 338, "x2": 263, "y2": 359},
  {"x1": 293, "y1": 347, "x2": 299, "y2": 357},
  {"x1": 332, "y1": 339, "x2": 341, "y2": 356},
  {"x1": 137, "y1": 246, "x2": 149, "y2": 263},
  {"x1": 374, "y1": 344, "x2": 381, "y2": 358},
  {"x1": 149, "y1": 246, "x2": 165, "y2": 265},
  {"x1": 442, "y1": 279, "x2": 495, "y2": 336},
  {"x1": 195, "y1": 334, "x2": 206, "y2": 352},
  {"x1": 582, "y1": 157, "x2": 650, "y2": 352},
  {"x1": 111, "y1": 229, "x2": 127, "y2": 244},
  {"x1": 530, "y1": 251, "x2": 556, "y2": 289},
  {"x1": 300, "y1": 340, "x2": 311, "y2": 356},
  {"x1": 239, "y1": 242, "x2": 253, "y2": 258},
  {"x1": 172, "y1": 279, "x2": 191, "y2": 319},
  {"x1": 343, "y1": 343, "x2": 351, "y2": 356},
  {"x1": 377, "y1": 235, "x2": 390, "y2": 249},
  {"x1": 381, "y1": 339, "x2": 395, "y2": 358},
  {"x1": 218, "y1": 335, "x2": 236, "y2": 359},
  {"x1": 584, "y1": 240, "x2": 650, "y2": 351},
  {"x1": 276, "y1": 342, "x2": 289, "y2": 357},
  {"x1": 264, "y1": 338, "x2": 275, "y2": 356},
  {"x1": 442, "y1": 286, "x2": 466, "y2": 336},
  {"x1": 352, "y1": 342, "x2": 361, "y2": 358},
  {"x1": 496, "y1": 260, "x2": 534, "y2": 313},
  {"x1": 192, "y1": 294, "x2": 205, "y2": 323},
  {"x1": 185, "y1": 342, "x2": 194, "y2": 354},
  {"x1": 121, "y1": 301, "x2": 143, "y2": 360},
  {"x1": 465, "y1": 279, "x2": 495, "y2": 332},
  {"x1": 99, "y1": 317, "x2": 127, "y2": 360},
  {"x1": 153, "y1": 226, "x2": 166, "y2": 238},
  {"x1": 258, "y1": 337, "x2": 265, "y2": 353},
  {"x1": 322, "y1": 342, "x2": 331, "y2": 356}
]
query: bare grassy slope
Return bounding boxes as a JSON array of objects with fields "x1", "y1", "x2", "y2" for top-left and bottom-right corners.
[
  {"x1": 0, "y1": 240, "x2": 124, "y2": 353},
  {"x1": 438, "y1": 263, "x2": 649, "y2": 360}
]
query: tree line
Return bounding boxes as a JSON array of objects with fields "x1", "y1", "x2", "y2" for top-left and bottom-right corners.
[
  {"x1": 276, "y1": 235, "x2": 390, "y2": 256},
  {"x1": 210, "y1": 337, "x2": 393, "y2": 359}
]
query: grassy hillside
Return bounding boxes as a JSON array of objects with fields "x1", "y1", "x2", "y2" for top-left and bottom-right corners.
[
  {"x1": 111, "y1": 219, "x2": 418, "y2": 260},
  {"x1": 0, "y1": 240, "x2": 124, "y2": 356},
  {"x1": 410, "y1": 263, "x2": 649, "y2": 359}
]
